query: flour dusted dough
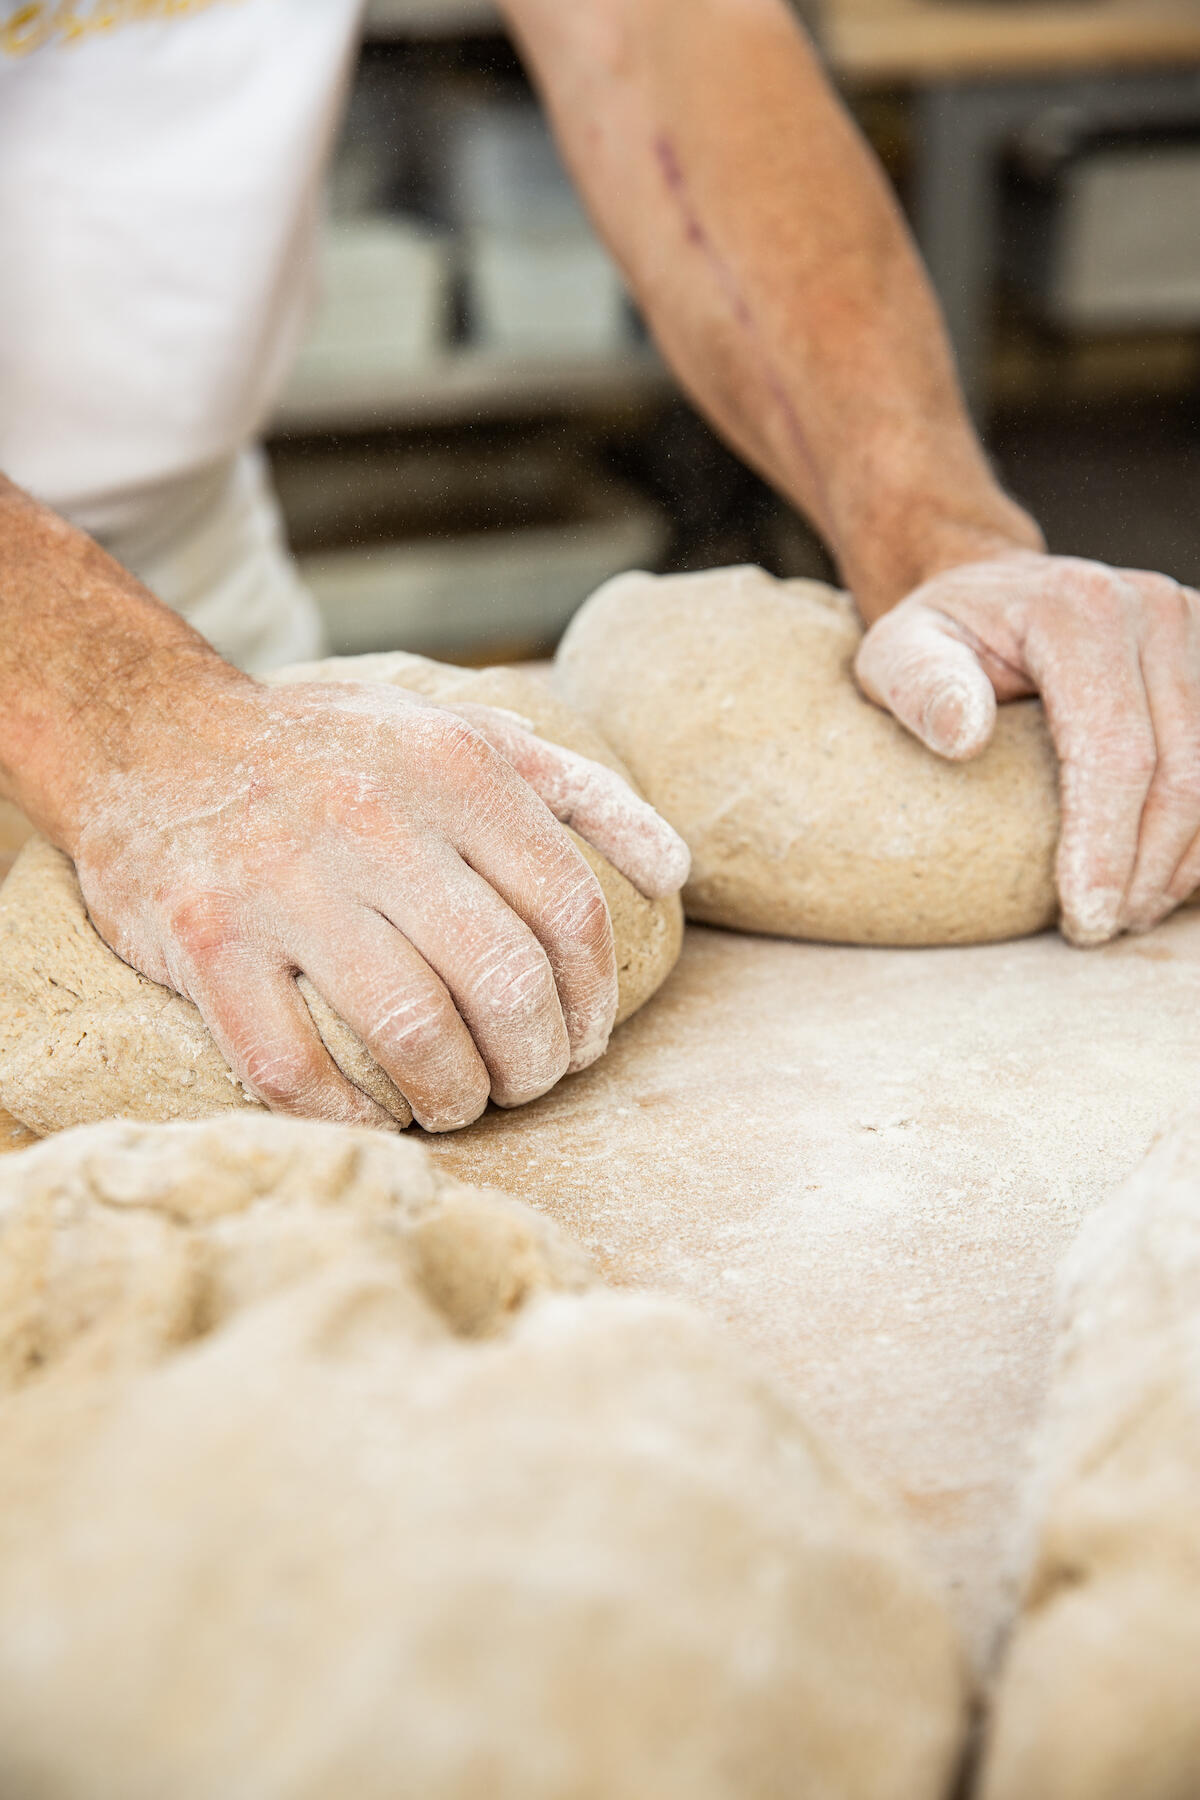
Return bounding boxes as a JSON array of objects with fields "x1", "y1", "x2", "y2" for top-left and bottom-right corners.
[
  {"x1": 0, "y1": 653, "x2": 682, "y2": 1137},
  {"x1": 979, "y1": 1114, "x2": 1200, "y2": 1800},
  {"x1": 0, "y1": 1114, "x2": 967, "y2": 1800},
  {"x1": 556, "y1": 565, "x2": 1060, "y2": 946}
]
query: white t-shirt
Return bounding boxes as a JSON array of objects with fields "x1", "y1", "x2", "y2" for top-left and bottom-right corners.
[{"x1": 0, "y1": 0, "x2": 366, "y2": 667}]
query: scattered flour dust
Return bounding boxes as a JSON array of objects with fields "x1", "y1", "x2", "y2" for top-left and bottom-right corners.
[
  {"x1": 5, "y1": 823, "x2": 1200, "y2": 1675},
  {"x1": 427, "y1": 914, "x2": 1200, "y2": 1672}
]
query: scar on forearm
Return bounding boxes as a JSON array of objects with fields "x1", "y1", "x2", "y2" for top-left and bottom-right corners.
[{"x1": 652, "y1": 132, "x2": 826, "y2": 510}]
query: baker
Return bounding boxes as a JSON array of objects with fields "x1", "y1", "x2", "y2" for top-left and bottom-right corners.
[{"x1": 1, "y1": 0, "x2": 1196, "y2": 1133}]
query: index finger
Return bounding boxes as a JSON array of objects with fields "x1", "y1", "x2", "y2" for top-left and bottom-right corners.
[
  {"x1": 1026, "y1": 619, "x2": 1157, "y2": 946},
  {"x1": 449, "y1": 703, "x2": 691, "y2": 900}
]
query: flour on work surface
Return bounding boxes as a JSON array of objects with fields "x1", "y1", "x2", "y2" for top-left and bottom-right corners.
[
  {"x1": 428, "y1": 914, "x2": 1200, "y2": 1670},
  {"x1": 0, "y1": 1114, "x2": 965, "y2": 1800},
  {"x1": 557, "y1": 565, "x2": 1060, "y2": 946}
]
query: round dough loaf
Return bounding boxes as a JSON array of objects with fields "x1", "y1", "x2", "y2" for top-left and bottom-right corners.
[
  {"x1": 556, "y1": 565, "x2": 1061, "y2": 946},
  {"x1": 0, "y1": 653, "x2": 682, "y2": 1137},
  {"x1": 0, "y1": 1114, "x2": 968, "y2": 1800},
  {"x1": 980, "y1": 1113, "x2": 1200, "y2": 1800}
]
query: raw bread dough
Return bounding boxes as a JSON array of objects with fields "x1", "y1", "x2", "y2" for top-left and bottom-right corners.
[
  {"x1": 556, "y1": 565, "x2": 1061, "y2": 946},
  {"x1": 979, "y1": 1113, "x2": 1200, "y2": 1800},
  {"x1": 0, "y1": 653, "x2": 682, "y2": 1137},
  {"x1": 0, "y1": 1114, "x2": 968, "y2": 1800}
]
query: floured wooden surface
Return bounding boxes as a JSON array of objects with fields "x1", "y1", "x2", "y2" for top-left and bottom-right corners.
[{"x1": 427, "y1": 917, "x2": 1200, "y2": 1671}]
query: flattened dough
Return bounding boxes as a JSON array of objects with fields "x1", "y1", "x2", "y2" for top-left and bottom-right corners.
[
  {"x1": 980, "y1": 1113, "x2": 1200, "y2": 1800},
  {"x1": 0, "y1": 653, "x2": 682, "y2": 1137},
  {"x1": 0, "y1": 1114, "x2": 967, "y2": 1800},
  {"x1": 556, "y1": 565, "x2": 1060, "y2": 946}
]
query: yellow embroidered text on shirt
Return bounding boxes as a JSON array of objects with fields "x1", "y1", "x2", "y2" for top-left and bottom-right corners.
[{"x1": 2, "y1": 0, "x2": 242, "y2": 57}]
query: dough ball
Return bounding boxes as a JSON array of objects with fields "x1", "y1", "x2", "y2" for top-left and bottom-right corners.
[
  {"x1": 980, "y1": 1115, "x2": 1200, "y2": 1799},
  {"x1": 556, "y1": 565, "x2": 1060, "y2": 946},
  {"x1": 0, "y1": 654, "x2": 682, "y2": 1138},
  {"x1": 0, "y1": 1114, "x2": 967, "y2": 1800}
]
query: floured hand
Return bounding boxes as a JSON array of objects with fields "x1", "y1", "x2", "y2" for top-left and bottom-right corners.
[
  {"x1": 68, "y1": 677, "x2": 689, "y2": 1132},
  {"x1": 855, "y1": 550, "x2": 1200, "y2": 945}
]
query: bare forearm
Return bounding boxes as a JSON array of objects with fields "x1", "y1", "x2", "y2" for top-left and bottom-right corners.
[
  {"x1": 0, "y1": 480, "x2": 689, "y2": 1133},
  {"x1": 502, "y1": 0, "x2": 1041, "y2": 617},
  {"x1": 0, "y1": 476, "x2": 247, "y2": 848}
]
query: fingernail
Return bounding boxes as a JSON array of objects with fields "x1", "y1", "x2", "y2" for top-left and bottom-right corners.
[
  {"x1": 415, "y1": 1101, "x2": 488, "y2": 1133},
  {"x1": 567, "y1": 1031, "x2": 611, "y2": 1075},
  {"x1": 921, "y1": 681, "x2": 989, "y2": 759},
  {"x1": 636, "y1": 830, "x2": 692, "y2": 900},
  {"x1": 1062, "y1": 886, "x2": 1123, "y2": 947}
]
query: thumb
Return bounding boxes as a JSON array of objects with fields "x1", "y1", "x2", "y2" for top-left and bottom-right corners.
[{"x1": 855, "y1": 603, "x2": 998, "y2": 761}]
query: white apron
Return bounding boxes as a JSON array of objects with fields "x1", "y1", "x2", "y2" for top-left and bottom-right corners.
[{"x1": 0, "y1": 0, "x2": 365, "y2": 670}]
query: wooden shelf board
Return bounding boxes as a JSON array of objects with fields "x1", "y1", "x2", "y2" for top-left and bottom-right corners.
[
  {"x1": 826, "y1": 0, "x2": 1200, "y2": 84},
  {"x1": 362, "y1": 0, "x2": 501, "y2": 40},
  {"x1": 271, "y1": 346, "x2": 671, "y2": 433}
]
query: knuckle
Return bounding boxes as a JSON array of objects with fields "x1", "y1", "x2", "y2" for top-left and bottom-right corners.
[
  {"x1": 1115, "y1": 738, "x2": 1165, "y2": 788},
  {"x1": 243, "y1": 1039, "x2": 329, "y2": 1110},
  {"x1": 412, "y1": 708, "x2": 483, "y2": 764},
  {"x1": 375, "y1": 990, "x2": 455, "y2": 1061},
  {"x1": 474, "y1": 940, "x2": 555, "y2": 1020},
  {"x1": 1152, "y1": 752, "x2": 1200, "y2": 811},
  {"x1": 545, "y1": 868, "x2": 611, "y2": 947},
  {"x1": 1124, "y1": 737, "x2": 1159, "y2": 787},
  {"x1": 1069, "y1": 723, "x2": 1157, "y2": 788},
  {"x1": 362, "y1": 987, "x2": 490, "y2": 1130},
  {"x1": 164, "y1": 890, "x2": 241, "y2": 963},
  {"x1": 1134, "y1": 570, "x2": 1186, "y2": 609}
]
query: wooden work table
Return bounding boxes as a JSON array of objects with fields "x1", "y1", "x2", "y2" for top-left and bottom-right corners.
[
  {"x1": 4, "y1": 822, "x2": 1200, "y2": 1668},
  {"x1": 429, "y1": 910, "x2": 1200, "y2": 1672}
]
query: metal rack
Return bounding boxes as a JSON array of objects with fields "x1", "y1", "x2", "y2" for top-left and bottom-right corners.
[
  {"x1": 363, "y1": 0, "x2": 501, "y2": 40},
  {"x1": 273, "y1": 1, "x2": 667, "y2": 437},
  {"x1": 275, "y1": 345, "x2": 668, "y2": 435}
]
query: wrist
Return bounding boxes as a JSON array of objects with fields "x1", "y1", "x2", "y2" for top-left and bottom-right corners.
[
  {"x1": 0, "y1": 478, "x2": 256, "y2": 853},
  {"x1": 813, "y1": 402, "x2": 1044, "y2": 622},
  {"x1": 840, "y1": 489, "x2": 1045, "y2": 624},
  {"x1": 17, "y1": 642, "x2": 255, "y2": 856}
]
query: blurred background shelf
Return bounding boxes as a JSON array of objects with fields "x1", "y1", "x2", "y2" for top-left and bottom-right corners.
[
  {"x1": 267, "y1": 0, "x2": 1200, "y2": 668},
  {"x1": 363, "y1": 0, "x2": 501, "y2": 41},
  {"x1": 274, "y1": 345, "x2": 670, "y2": 434},
  {"x1": 828, "y1": 0, "x2": 1200, "y2": 83}
]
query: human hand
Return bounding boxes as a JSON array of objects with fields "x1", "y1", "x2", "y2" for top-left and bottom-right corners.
[
  {"x1": 855, "y1": 550, "x2": 1200, "y2": 945},
  {"x1": 69, "y1": 676, "x2": 689, "y2": 1132}
]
